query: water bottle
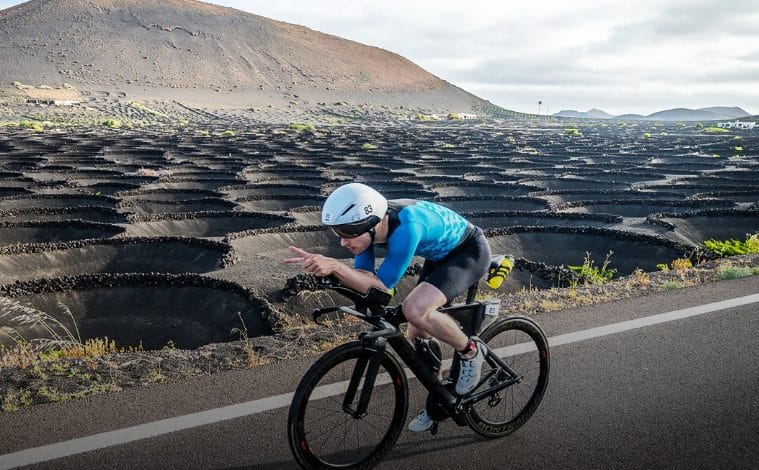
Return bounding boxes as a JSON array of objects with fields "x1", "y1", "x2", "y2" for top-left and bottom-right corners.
[
  {"x1": 413, "y1": 337, "x2": 442, "y2": 374},
  {"x1": 487, "y1": 254, "x2": 515, "y2": 289}
]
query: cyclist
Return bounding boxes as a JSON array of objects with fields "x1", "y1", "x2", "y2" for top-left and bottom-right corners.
[{"x1": 284, "y1": 182, "x2": 492, "y2": 432}]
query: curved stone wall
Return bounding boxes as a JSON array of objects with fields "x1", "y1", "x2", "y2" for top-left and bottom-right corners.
[
  {"x1": 0, "y1": 220, "x2": 125, "y2": 246},
  {"x1": 0, "y1": 274, "x2": 273, "y2": 350}
]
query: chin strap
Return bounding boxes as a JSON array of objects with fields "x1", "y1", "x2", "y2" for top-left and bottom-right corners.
[{"x1": 368, "y1": 227, "x2": 376, "y2": 244}]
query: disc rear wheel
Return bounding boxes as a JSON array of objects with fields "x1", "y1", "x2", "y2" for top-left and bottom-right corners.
[{"x1": 465, "y1": 316, "x2": 550, "y2": 438}]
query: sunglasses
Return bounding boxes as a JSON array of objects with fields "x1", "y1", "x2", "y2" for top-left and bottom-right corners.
[
  {"x1": 331, "y1": 225, "x2": 366, "y2": 239},
  {"x1": 329, "y1": 216, "x2": 380, "y2": 239}
]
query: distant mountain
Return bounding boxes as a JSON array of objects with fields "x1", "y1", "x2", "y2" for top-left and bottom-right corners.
[
  {"x1": 612, "y1": 114, "x2": 647, "y2": 121},
  {"x1": 644, "y1": 107, "x2": 750, "y2": 121},
  {"x1": 585, "y1": 108, "x2": 615, "y2": 119},
  {"x1": 554, "y1": 106, "x2": 750, "y2": 121},
  {"x1": 552, "y1": 108, "x2": 616, "y2": 119},
  {"x1": 0, "y1": 0, "x2": 493, "y2": 112},
  {"x1": 697, "y1": 107, "x2": 750, "y2": 119},
  {"x1": 553, "y1": 110, "x2": 587, "y2": 118}
]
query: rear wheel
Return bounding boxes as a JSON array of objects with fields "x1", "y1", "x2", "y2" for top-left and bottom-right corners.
[
  {"x1": 465, "y1": 316, "x2": 550, "y2": 438},
  {"x1": 287, "y1": 341, "x2": 409, "y2": 469}
]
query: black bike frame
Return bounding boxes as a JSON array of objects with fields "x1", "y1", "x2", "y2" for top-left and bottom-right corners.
[{"x1": 341, "y1": 310, "x2": 520, "y2": 425}]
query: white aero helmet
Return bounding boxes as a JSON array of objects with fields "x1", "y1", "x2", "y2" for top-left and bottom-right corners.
[{"x1": 322, "y1": 183, "x2": 388, "y2": 238}]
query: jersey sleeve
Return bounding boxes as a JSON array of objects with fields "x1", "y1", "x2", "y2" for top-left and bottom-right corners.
[
  {"x1": 354, "y1": 247, "x2": 375, "y2": 272},
  {"x1": 375, "y1": 222, "x2": 423, "y2": 288}
]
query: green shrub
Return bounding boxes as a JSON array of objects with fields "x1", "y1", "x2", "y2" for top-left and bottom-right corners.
[
  {"x1": 701, "y1": 234, "x2": 759, "y2": 256},
  {"x1": 642, "y1": 132, "x2": 652, "y2": 139},
  {"x1": 18, "y1": 120, "x2": 44, "y2": 132},
  {"x1": 703, "y1": 126, "x2": 729, "y2": 134},
  {"x1": 717, "y1": 266, "x2": 758, "y2": 280},
  {"x1": 661, "y1": 280, "x2": 683, "y2": 290},
  {"x1": 222, "y1": 130, "x2": 236, "y2": 137},
  {"x1": 288, "y1": 122, "x2": 315, "y2": 133},
  {"x1": 101, "y1": 119, "x2": 122, "y2": 128},
  {"x1": 564, "y1": 128, "x2": 582, "y2": 137},
  {"x1": 447, "y1": 113, "x2": 461, "y2": 120},
  {"x1": 361, "y1": 143, "x2": 378, "y2": 150},
  {"x1": 568, "y1": 252, "x2": 616, "y2": 287}
]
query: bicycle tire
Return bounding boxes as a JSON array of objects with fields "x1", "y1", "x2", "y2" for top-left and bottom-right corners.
[
  {"x1": 288, "y1": 341, "x2": 409, "y2": 469},
  {"x1": 465, "y1": 315, "x2": 550, "y2": 438}
]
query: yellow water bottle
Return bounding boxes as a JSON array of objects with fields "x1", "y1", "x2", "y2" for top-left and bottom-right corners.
[{"x1": 487, "y1": 255, "x2": 515, "y2": 289}]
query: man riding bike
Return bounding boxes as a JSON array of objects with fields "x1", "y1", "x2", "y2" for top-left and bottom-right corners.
[{"x1": 284, "y1": 182, "x2": 492, "y2": 432}]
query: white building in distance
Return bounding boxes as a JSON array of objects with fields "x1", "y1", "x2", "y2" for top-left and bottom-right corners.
[{"x1": 717, "y1": 120, "x2": 756, "y2": 130}]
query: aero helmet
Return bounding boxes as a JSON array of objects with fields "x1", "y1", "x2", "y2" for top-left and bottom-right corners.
[{"x1": 322, "y1": 183, "x2": 388, "y2": 238}]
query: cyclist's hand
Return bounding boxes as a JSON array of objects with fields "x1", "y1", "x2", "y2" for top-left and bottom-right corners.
[{"x1": 284, "y1": 246, "x2": 337, "y2": 277}]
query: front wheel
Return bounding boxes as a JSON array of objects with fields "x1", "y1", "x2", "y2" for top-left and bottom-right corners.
[
  {"x1": 287, "y1": 341, "x2": 409, "y2": 469},
  {"x1": 465, "y1": 316, "x2": 550, "y2": 438}
]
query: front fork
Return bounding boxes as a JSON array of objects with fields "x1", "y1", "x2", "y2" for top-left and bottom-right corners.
[{"x1": 342, "y1": 337, "x2": 387, "y2": 418}]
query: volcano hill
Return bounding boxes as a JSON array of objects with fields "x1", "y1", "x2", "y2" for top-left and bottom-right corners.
[{"x1": 0, "y1": 0, "x2": 492, "y2": 113}]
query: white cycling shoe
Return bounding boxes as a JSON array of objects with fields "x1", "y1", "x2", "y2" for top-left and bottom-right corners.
[
  {"x1": 408, "y1": 408, "x2": 434, "y2": 432},
  {"x1": 455, "y1": 344, "x2": 485, "y2": 395}
]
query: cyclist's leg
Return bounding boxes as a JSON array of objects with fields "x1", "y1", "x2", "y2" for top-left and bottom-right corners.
[
  {"x1": 406, "y1": 259, "x2": 439, "y2": 342},
  {"x1": 404, "y1": 227, "x2": 491, "y2": 349},
  {"x1": 403, "y1": 282, "x2": 469, "y2": 351}
]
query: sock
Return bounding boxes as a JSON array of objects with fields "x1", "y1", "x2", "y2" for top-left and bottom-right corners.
[{"x1": 458, "y1": 340, "x2": 477, "y2": 359}]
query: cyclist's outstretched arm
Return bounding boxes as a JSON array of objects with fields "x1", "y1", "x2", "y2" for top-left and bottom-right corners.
[{"x1": 284, "y1": 246, "x2": 389, "y2": 294}]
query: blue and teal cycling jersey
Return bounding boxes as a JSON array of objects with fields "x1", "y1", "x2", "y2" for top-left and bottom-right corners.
[{"x1": 354, "y1": 199, "x2": 471, "y2": 288}]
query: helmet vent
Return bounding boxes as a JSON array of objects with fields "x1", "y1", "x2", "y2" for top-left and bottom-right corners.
[{"x1": 339, "y1": 204, "x2": 355, "y2": 217}]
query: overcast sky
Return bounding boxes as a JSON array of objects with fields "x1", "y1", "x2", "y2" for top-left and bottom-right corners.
[{"x1": 2, "y1": 0, "x2": 757, "y2": 116}]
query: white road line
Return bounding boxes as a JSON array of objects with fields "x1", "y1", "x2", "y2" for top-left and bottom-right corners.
[{"x1": 1, "y1": 293, "x2": 758, "y2": 470}]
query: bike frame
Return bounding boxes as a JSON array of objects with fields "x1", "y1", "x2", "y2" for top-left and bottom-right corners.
[{"x1": 335, "y1": 303, "x2": 520, "y2": 426}]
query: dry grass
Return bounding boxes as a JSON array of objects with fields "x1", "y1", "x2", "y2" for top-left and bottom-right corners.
[{"x1": 0, "y1": 298, "x2": 139, "y2": 368}]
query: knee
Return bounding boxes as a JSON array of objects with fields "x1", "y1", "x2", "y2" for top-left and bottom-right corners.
[{"x1": 401, "y1": 298, "x2": 430, "y2": 328}]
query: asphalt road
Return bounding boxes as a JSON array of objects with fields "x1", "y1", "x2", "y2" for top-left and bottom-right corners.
[{"x1": 1, "y1": 276, "x2": 758, "y2": 469}]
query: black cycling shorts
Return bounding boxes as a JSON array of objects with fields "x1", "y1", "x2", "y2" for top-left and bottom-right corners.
[{"x1": 416, "y1": 225, "x2": 491, "y2": 303}]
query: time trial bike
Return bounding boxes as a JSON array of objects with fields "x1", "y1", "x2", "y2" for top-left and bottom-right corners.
[{"x1": 287, "y1": 255, "x2": 550, "y2": 469}]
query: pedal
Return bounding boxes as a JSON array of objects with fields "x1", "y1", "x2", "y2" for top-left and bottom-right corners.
[
  {"x1": 430, "y1": 422, "x2": 439, "y2": 436},
  {"x1": 486, "y1": 255, "x2": 515, "y2": 289}
]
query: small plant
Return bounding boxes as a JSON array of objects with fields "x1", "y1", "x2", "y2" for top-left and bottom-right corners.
[
  {"x1": 703, "y1": 126, "x2": 729, "y2": 134},
  {"x1": 631, "y1": 268, "x2": 651, "y2": 287},
  {"x1": 702, "y1": 234, "x2": 759, "y2": 256},
  {"x1": 661, "y1": 280, "x2": 683, "y2": 290},
  {"x1": 656, "y1": 263, "x2": 670, "y2": 273},
  {"x1": 671, "y1": 258, "x2": 693, "y2": 272},
  {"x1": 642, "y1": 132, "x2": 652, "y2": 139},
  {"x1": 568, "y1": 252, "x2": 616, "y2": 287},
  {"x1": 361, "y1": 143, "x2": 378, "y2": 150},
  {"x1": 441, "y1": 143, "x2": 455, "y2": 149},
  {"x1": 447, "y1": 112, "x2": 461, "y2": 120},
  {"x1": 18, "y1": 120, "x2": 44, "y2": 132},
  {"x1": 222, "y1": 130, "x2": 236, "y2": 137},
  {"x1": 564, "y1": 128, "x2": 582, "y2": 137},
  {"x1": 716, "y1": 265, "x2": 758, "y2": 280},
  {"x1": 231, "y1": 313, "x2": 269, "y2": 367},
  {"x1": 101, "y1": 119, "x2": 122, "y2": 128},
  {"x1": 288, "y1": 122, "x2": 315, "y2": 133}
]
